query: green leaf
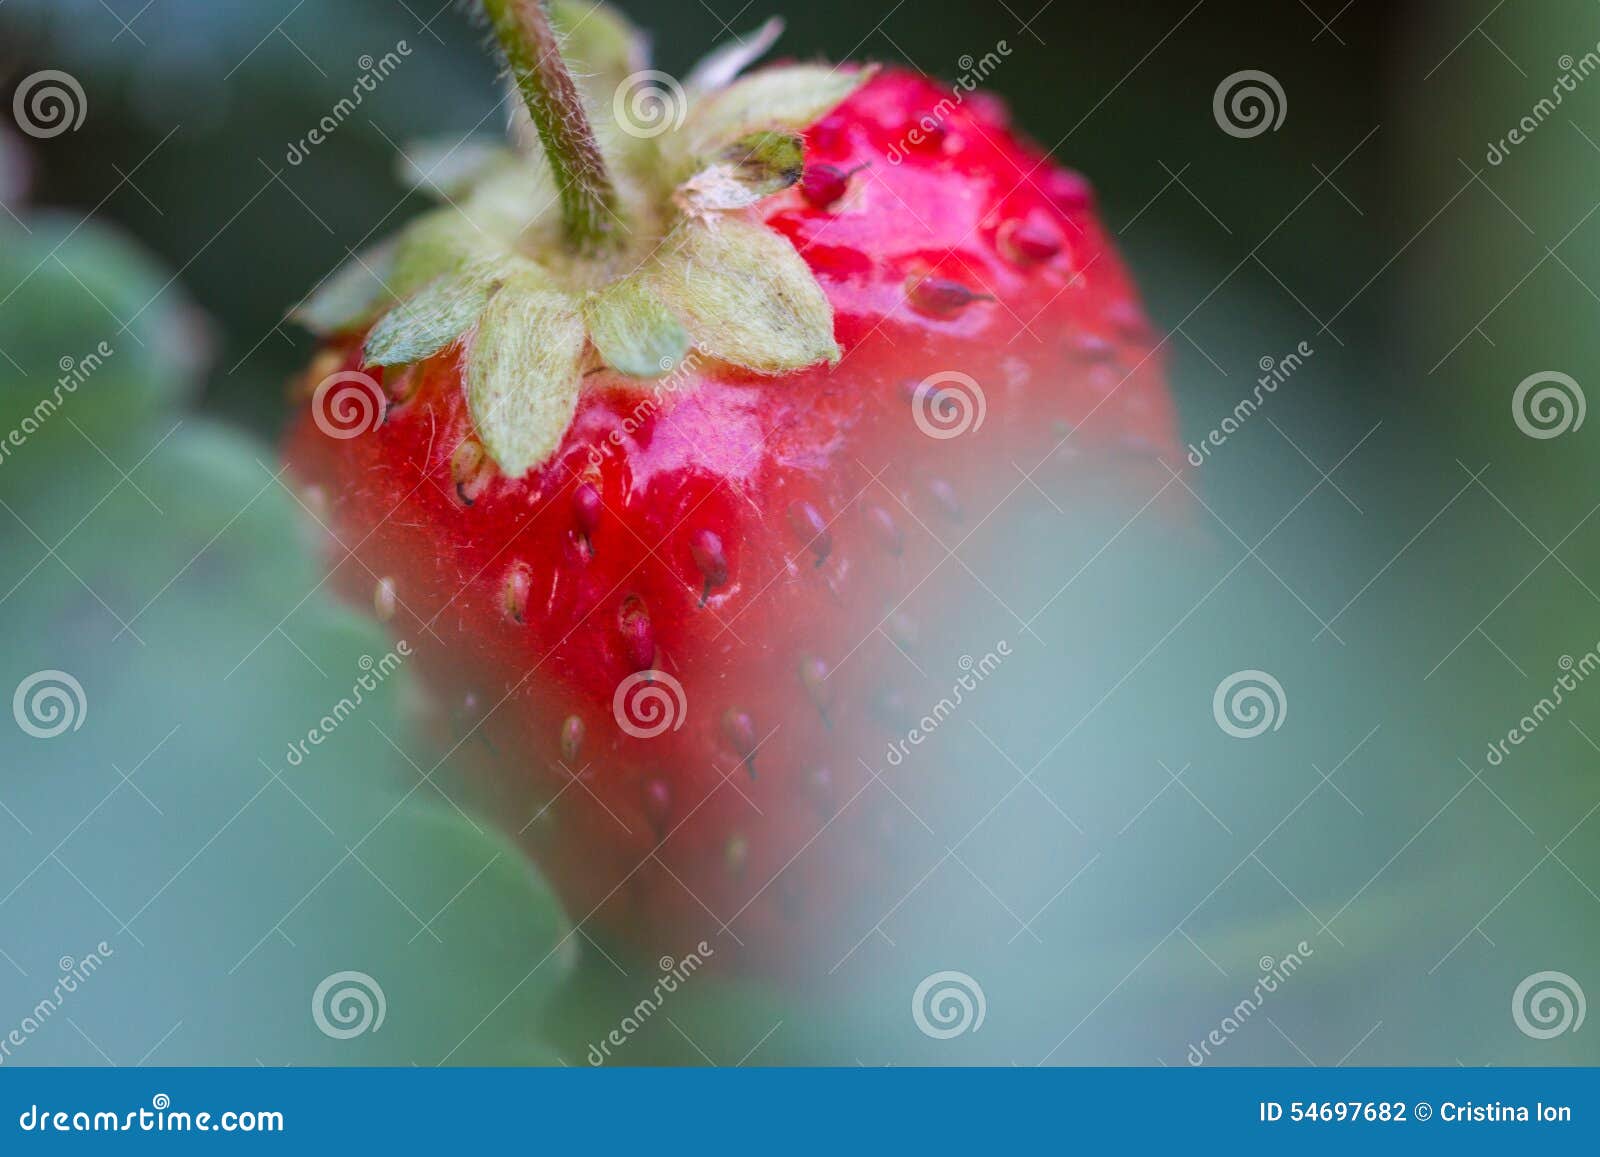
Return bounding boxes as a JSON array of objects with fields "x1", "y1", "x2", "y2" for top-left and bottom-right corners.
[
  {"x1": 363, "y1": 274, "x2": 493, "y2": 367},
  {"x1": 313, "y1": 802, "x2": 576, "y2": 1065},
  {"x1": 293, "y1": 242, "x2": 397, "y2": 336},
  {"x1": 649, "y1": 217, "x2": 839, "y2": 372},
  {"x1": 0, "y1": 211, "x2": 202, "y2": 461},
  {"x1": 0, "y1": 130, "x2": 579, "y2": 1071},
  {"x1": 677, "y1": 130, "x2": 805, "y2": 212},
  {"x1": 466, "y1": 281, "x2": 587, "y2": 476},
  {"x1": 584, "y1": 277, "x2": 690, "y2": 377}
]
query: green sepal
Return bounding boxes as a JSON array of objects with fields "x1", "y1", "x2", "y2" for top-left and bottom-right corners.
[
  {"x1": 680, "y1": 64, "x2": 876, "y2": 159},
  {"x1": 293, "y1": 242, "x2": 397, "y2": 336},
  {"x1": 391, "y1": 209, "x2": 503, "y2": 296},
  {"x1": 466, "y1": 277, "x2": 588, "y2": 476},
  {"x1": 677, "y1": 130, "x2": 805, "y2": 213},
  {"x1": 584, "y1": 277, "x2": 691, "y2": 378},
  {"x1": 363, "y1": 273, "x2": 496, "y2": 367},
  {"x1": 649, "y1": 216, "x2": 839, "y2": 372}
]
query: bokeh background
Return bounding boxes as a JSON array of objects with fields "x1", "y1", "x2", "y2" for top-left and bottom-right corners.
[{"x1": 1, "y1": 0, "x2": 1596, "y2": 1065}]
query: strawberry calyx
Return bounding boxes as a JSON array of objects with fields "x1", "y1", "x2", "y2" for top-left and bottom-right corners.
[{"x1": 293, "y1": 2, "x2": 872, "y2": 478}]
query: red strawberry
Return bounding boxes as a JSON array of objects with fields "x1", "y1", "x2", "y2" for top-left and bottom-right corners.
[{"x1": 283, "y1": 2, "x2": 1180, "y2": 974}]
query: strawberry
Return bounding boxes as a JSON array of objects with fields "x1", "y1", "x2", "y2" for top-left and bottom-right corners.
[{"x1": 283, "y1": 1, "x2": 1179, "y2": 974}]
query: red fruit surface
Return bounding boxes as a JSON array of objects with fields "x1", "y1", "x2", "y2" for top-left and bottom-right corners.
[{"x1": 284, "y1": 69, "x2": 1181, "y2": 975}]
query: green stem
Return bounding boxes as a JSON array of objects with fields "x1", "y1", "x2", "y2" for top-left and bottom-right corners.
[{"x1": 484, "y1": 0, "x2": 620, "y2": 252}]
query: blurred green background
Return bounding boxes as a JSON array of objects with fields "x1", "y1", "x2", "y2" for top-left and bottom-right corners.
[{"x1": 0, "y1": 0, "x2": 1596, "y2": 1065}]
